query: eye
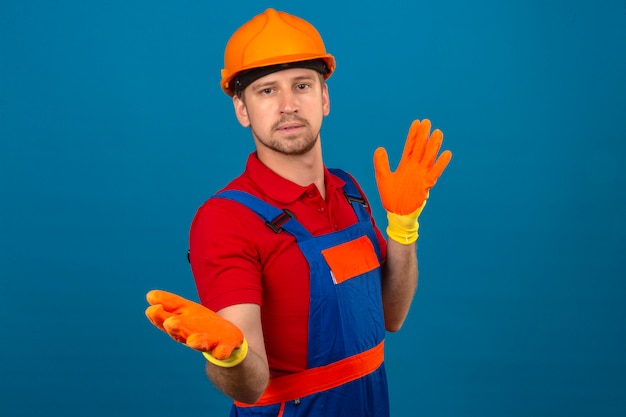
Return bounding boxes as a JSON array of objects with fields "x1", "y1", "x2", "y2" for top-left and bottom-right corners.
[
  {"x1": 260, "y1": 88, "x2": 274, "y2": 96},
  {"x1": 295, "y1": 83, "x2": 310, "y2": 90}
]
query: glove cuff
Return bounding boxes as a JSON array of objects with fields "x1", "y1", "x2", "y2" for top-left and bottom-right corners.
[
  {"x1": 202, "y1": 338, "x2": 249, "y2": 368},
  {"x1": 386, "y1": 198, "x2": 428, "y2": 245},
  {"x1": 386, "y1": 211, "x2": 419, "y2": 244}
]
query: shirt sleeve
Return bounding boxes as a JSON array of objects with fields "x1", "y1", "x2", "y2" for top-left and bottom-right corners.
[{"x1": 189, "y1": 197, "x2": 263, "y2": 312}]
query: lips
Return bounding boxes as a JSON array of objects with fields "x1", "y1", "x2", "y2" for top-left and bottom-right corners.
[
  {"x1": 277, "y1": 122, "x2": 304, "y2": 131},
  {"x1": 273, "y1": 116, "x2": 308, "y2": 132}
]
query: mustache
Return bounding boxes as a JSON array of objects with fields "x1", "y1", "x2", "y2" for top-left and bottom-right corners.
[{"x1": 272, "y1": 115, "x2": 309, "y2": 130}]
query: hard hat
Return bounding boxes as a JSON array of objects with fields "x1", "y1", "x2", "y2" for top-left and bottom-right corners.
[{"x1": 220, "y1": 8, "x2": 336, "y2": 96}]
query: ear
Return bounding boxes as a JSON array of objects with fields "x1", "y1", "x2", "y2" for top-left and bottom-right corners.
[
  {"x1": 233, "y1": 95, "x2": 250, "y2": 127},
  {"x1": 322, "y1": 83, "x2": 330, "y2": 117}
]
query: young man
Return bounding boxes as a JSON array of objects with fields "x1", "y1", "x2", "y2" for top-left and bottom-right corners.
[{"x1": 146, "y1": 8, "x2": 451, "y2": 416}]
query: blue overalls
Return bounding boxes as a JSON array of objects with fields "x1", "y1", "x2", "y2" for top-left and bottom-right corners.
[{"x1": 214, "y1": 169, "x2": 389, "y2": 417}]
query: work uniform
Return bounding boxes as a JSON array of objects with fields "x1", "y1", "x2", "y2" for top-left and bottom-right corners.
[{"x1": 189, "y1": 153, "x2": 390, "y2": 416}]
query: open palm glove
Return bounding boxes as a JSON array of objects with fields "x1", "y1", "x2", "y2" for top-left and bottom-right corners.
[
  {"x1": 374, "y1": 119, "x2": 452, "y2": 244},
  {"x1": 145, "y1": 290, "x2": 248, "y2": 367}
]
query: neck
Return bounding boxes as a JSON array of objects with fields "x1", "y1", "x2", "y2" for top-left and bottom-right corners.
[{"x1": 256, "y1": 141, "x2": 326, "y2": 198}]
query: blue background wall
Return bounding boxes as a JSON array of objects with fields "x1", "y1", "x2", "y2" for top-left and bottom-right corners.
[{"x1": 1, "y1": 1, "x2": 625, "y2": 416}]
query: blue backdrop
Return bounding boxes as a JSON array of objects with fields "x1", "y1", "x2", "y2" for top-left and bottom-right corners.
[{"x1": 1, "y1": 1, "x2": 625, "y2": 416}]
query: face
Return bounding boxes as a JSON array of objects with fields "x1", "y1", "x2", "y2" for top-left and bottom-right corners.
[{"x1": 233, "y1": 67, "x2": 330, "y2": 156}]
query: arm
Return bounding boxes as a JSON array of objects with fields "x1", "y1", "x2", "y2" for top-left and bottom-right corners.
[
  {"x1": 374, "y1": 119, "x2": 452, "y2": 331},
  {"x1": 186, "y1": 200, "x2": 276, "y2": 402},
  {"x1": 205, "y1": 303, "x2": 269, "y2": 404},
  {"x1": 145, "y1": 291, "x2": 269, "y2": 404},
  {"x1": 381, "y1": 239, "x2": 417, "y2": 332}
]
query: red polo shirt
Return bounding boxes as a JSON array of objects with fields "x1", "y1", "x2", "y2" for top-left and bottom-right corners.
[{"x1": 189, "y1": 152, "x2": 387, "y2": 377}]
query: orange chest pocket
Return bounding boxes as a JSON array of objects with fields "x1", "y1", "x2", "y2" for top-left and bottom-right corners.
[{"x1": 320, "y1": 235, "x2": 381, "y2": 284}]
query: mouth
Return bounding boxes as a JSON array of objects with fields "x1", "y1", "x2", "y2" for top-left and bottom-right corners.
[{"x1": 275, "y1": 122, "x2": 305, "y2": 133}]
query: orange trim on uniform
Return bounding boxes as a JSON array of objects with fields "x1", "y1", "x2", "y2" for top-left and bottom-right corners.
[
  {"x1": 321, "y1": 235, "x2": 380, "y2": 284},
  {"x1": 235, "y1": 340, "x2": 384, "y2": 407}
]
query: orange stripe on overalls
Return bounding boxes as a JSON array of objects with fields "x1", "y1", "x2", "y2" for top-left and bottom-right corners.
[{"x1": 235, "y1": 340, "x2": 384, "y2": 407}]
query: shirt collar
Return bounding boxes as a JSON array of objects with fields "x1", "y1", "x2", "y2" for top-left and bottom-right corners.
[{"x1": 245, "y1": 152, "x2": 346, "y2": 204}]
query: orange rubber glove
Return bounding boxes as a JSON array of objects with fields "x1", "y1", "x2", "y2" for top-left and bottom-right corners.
[
  {"x1": 374, "y1": 119, "x2": 452, "y2": 244},
  {"x1": 145, "y1": 289, "x2": 248, "y2": 367}
]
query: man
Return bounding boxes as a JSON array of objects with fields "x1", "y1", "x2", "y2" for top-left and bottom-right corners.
[{"x1": 146, "y1": 8, "x2": 451, "y2": 416}]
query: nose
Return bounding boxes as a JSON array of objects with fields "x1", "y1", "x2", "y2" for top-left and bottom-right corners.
[{"x1": 279, "y1": 89, "x2": 298, "y2": 114}]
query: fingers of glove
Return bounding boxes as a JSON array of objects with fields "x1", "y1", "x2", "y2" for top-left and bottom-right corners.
[
  {"x1": 409, "y1": 119, "x2": 433, "y2": 166},
  {"x1": 212, "y1": 344, "x2": 238, "y2": 361},
  {"x1": 399, "y1": 120, "x2": 423, "y2": 165},
  {"x1": 146, "y1": 289, "x2": 198, "y2": 313},
  {"x1": 145, "y1": 304, "x2": 175, "y2": 331},
  {"x1": 426, "y1": 150, "x2": 453, "y2": 186},
  {"x1": 186, "y1": 332, "x2": 218, "y2": 353},
  {"x1": 421, "y1": 128, "x2": 444, "y2": 167},
  {"x1": 373, "y1": 147, "x2": 395, "y2": 212},
  {"x1": 162, "y1": 316, "x2": 190, "y2": 344},
  {"x1": 373, "y1": 147, "x2": 392, "y2": 178},
  {"x1": 187, "y1": 333, "x2": 239, "y2": 359}
]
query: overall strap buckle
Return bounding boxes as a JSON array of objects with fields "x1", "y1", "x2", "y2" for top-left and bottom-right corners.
[
  {"x1": 265, "y1": 209, "x2": 295, "y2": 233},
  {"x1": 344, "y1": 192, "x2": 368, "y2": 208}
]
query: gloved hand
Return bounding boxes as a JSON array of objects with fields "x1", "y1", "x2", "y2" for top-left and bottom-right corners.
[
  {"x1": 373, "y1": 119, "x2": 452, "y2": 244},
  {"x1": 145, "y1": 289, "x2": 248, "y2": 367}
]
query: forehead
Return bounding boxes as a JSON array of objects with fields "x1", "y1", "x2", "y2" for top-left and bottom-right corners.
[{"x1": 248, "y1": 67, "x2": 320, "y2": 88}]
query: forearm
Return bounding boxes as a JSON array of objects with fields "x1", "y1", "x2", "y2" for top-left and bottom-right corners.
[
  {"x1": 206, "y1": 346, "x2": 269, "y2": 404},
  {"x1": 145, "y1": 292, "x2": 270, "y2": 404},
  {"x1": 381, "y1": 238, "x2": 418, "y2": 332},
  {"x1": 205, "y1": 303, "x2": 269, "y2": 404}
]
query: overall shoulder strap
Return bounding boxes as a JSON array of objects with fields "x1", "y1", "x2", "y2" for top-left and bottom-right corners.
[
  {"x1": 328, "y1": 169, "x2": 371, "y2": 222},
  {"x1": 213, "y1": 190, "x2": 312, "y2": 240}
]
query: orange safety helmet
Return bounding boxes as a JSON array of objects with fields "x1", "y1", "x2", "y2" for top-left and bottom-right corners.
[{"x1": 220, "y1": 8, "x2": 336, "y2": 96}]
